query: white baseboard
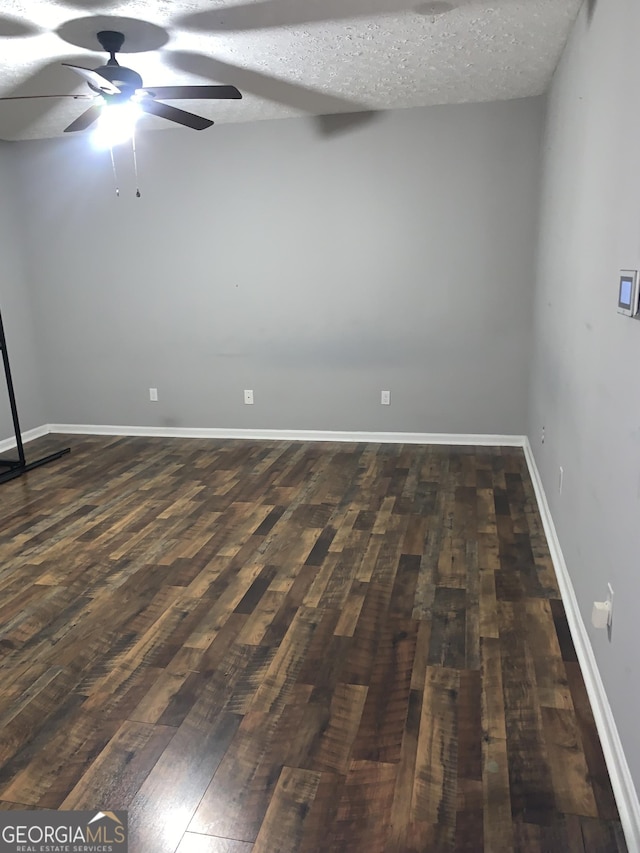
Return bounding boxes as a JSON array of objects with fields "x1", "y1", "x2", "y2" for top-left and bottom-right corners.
[
  {"x1": 0, "y1": 424, "x2": 50, "y2": 454},
  {"x1": 523, "y1": 438, "x2": 640, "y2": 852},
  {"x1": 46, "y1": 423, "x2": 527, "y2": 447}
]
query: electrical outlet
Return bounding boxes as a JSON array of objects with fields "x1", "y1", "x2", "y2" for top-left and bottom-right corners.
[
  {"x1": 381, "y1": 390, "x2": 391, "y2": 405},
  {"x1": 149, "y1": 388, "x2": 158, "y2": 402},
  {"x1": 607, "y1": 583, "x2": 614, "y2": 629},
  {"x1": 559, "y1": 465, "x2": 564, "y2": 494},
  {"x1": 541, "y1": 426, "x2": 545, "y2": 445},
  {"x1": 244, "y1": 389, "x2": 254, "y2": 405}
]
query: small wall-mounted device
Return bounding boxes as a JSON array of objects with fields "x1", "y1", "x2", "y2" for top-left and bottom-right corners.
[
  {"x1": 592, "y1": 583, "x2": 614, "y2": 632},
  {"x1": 617, "y1": 270, "x2": 639, "y2": 316}
]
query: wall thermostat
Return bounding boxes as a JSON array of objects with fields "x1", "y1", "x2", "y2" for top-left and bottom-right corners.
[{"x1": 617, "y1": 269, "x2": 639, "y2": 316}]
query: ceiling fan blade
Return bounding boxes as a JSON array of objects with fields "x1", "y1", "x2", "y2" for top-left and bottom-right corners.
[
  {"x1": 0, "y1": 57, "x2": 98, "y2": 103},
  {"x1": 0, "y1": 94, "x2": 95, "y2": 101},
  {"x1": 139, "y1": 99, "x2": 213, "y2": 130},
  {"x1": 64, "y1": 104, "x2": 103, "y2": 133},
  {"x1": 62, "y1": 64, "x2": 121, "y2": 95},
  {"x1": 140, "y1": 85, "x2": 241, "y2": 100},
  {"x1": 0, "y1": 57, "x2": 100, "y2": 140}
]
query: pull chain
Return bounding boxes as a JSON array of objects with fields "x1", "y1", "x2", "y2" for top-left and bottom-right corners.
[
  {"x1": 109, "y1": 144, "x2": 120, "y2": 197},
  {"x1": 132, "y1": 128, "x2": 141, "y2": 198}
]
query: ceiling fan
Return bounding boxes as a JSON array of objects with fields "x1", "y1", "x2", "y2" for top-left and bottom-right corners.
[{"x1": 0, "y1": 29, "x2": 242, "y2": 134}]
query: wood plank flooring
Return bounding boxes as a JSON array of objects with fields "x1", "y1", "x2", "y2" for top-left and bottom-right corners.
[{"x1": 0, "y1": 434, "x2": 626, "y2": 852}]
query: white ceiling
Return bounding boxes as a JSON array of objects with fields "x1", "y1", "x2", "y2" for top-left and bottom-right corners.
[{"x1": 0, "y1": 0, "x2": 582, "y2": 142}]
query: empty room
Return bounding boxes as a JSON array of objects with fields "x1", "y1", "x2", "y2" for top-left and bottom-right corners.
[{"x1": 0, "y1": 0, "x2": 638, "y2": 850}]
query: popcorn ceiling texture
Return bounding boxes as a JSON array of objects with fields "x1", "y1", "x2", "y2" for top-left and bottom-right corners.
[{"x1": 0, "y1": 0, "x2": 582, "y2": 140}]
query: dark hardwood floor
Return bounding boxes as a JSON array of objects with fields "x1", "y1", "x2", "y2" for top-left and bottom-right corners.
[{"x1": 0, "y1": 434, "x2": 626, "y2": 852}]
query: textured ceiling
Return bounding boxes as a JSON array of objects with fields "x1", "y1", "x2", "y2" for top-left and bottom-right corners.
[{"x1": 0, "y1": 0, "x2": 582, "y2": 141}]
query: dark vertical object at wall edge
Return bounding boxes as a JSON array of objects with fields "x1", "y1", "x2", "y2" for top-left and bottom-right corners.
[{"x1": 0, "y1": 308, "x2": 70, "y2": 484}]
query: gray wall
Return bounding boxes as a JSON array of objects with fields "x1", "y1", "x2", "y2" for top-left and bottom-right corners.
[
  {"x1": 529, "y1": 0, "x2": 640, "y2": 792},
  {"x1": 0, "y1": 142, "x2": 45, "y2": 441},
  {"x1": 15, "y1": 98, "x2": 543, "y2": 434}
]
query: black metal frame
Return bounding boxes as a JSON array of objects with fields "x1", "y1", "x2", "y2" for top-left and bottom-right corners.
[{"x1": 0, "y1": 309, "x2": 70, "y2": 485}]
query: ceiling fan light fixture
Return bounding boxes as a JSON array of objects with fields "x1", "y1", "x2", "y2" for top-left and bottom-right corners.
[{"x1": 91, "y1": 100, "x2": 141, "y2": 149}]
